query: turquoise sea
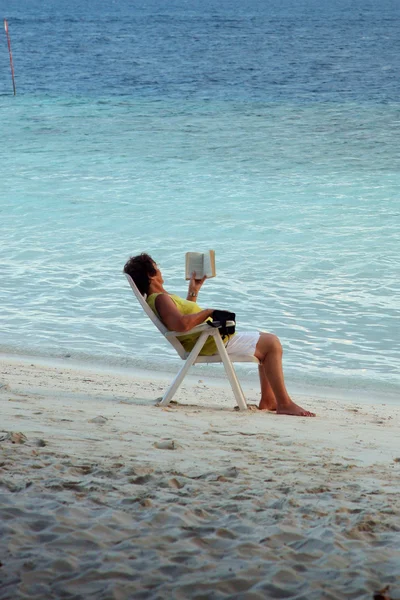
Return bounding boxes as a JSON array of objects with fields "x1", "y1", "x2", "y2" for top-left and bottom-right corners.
[{"x1": 1, "y1": 0, "x2": 399, "y2": 399}]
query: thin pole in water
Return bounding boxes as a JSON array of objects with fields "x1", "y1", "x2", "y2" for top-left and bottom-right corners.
[{"x1": 4, "y1": 19, "x2": 16, "y2": 96}]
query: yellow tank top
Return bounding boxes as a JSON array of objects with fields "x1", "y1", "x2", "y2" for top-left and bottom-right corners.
[{"x1": 146, "y1": 293, "x2": 231, "y2": 356}]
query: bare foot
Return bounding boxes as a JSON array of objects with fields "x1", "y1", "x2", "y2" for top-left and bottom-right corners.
[
  {"x1": 258, "y1": 397, "x2": 278, "y2": 411},
  {"x1": 258, "y1": 403, "x2": 277, "y2": 412},
  {"x1": 276, "y1": 400, "x2": 316, "y2": 417}
]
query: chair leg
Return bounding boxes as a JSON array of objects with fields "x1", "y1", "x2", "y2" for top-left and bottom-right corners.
[
  {"x1": 214, "y1": 334, "x2": 248, "y2": 411},
  {"x1": 159, "y1": 331, "x2": 209, "y2": 407}
]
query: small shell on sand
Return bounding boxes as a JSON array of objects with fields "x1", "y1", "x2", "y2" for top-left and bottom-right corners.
[
  {"x1": 154, "y1": 440, "x2": 180, "y2": 450},
  {"x1": 88, "y1": 416, "x2": 108, "y2": 424},
  {"x1": 1, "y1": 431, "x2": 28, "y2": 444}
]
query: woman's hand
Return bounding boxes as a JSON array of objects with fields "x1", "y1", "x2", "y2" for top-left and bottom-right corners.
[{"x1": 187, "y1": 271, "x2": 206, "y2": 301}]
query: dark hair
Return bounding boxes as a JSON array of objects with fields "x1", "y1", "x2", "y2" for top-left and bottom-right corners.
[{"x1": 123, "y1": 253, "x2": 157, "y2": 296}]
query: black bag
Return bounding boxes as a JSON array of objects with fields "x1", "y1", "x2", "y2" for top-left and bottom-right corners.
[{"x1": 208, "y1": 309, "x2": 236, "y2": 337}]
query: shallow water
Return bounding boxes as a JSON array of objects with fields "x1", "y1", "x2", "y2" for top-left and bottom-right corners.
[{"x1": 1, "y1": 0, "x2": 399, "y2": 398}]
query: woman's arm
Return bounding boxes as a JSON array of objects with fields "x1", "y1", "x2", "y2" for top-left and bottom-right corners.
[
  {"x1": 155, "y1": 293, "x2": 213, "y2": 333},
  {"x1": 186, "y1": 272, "x2": 207, "y2": 303}
]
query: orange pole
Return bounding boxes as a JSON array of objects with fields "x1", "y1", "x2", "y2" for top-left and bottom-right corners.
[{"x1": 4, "y1": 19, "x2": 16, "y2": 96}]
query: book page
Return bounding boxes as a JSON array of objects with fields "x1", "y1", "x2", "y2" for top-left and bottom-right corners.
[
  {"x1": 203, "y1": 250, "x2": 216, "y2": 277},
  {"x1": 185, "y1": 250, "x2": 216, "y2": 279},
  {"x1": 185, "y1": 252, "x2": 204, "y2": 279}
]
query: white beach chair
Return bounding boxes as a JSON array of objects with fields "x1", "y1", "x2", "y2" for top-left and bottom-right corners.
[{"x1": 125, "y1": 274, "x2": 259, "y2": 410}]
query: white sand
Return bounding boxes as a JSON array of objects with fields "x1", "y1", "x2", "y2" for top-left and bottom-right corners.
[{"x1": 0, "y1": 355, "x2": 399, "y2": 600}]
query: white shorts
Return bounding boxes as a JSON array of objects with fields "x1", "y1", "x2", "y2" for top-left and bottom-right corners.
[{"x1": 224, "y1": 332, "x2": 260, "y2": 358}]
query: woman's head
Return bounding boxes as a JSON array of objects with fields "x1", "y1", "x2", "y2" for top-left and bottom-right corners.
[{"x1": 123, "y1": 253, "x2": 157, "y2": 296}]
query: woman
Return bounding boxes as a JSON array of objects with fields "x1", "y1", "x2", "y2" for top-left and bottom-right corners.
[{"x1": 124, "y1": 253, "x2": 315, "y2": 417}]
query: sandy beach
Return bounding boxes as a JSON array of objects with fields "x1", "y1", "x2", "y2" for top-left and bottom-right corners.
[{"x1": 0, "y1": 355, "x2": 399, "y2": 599}]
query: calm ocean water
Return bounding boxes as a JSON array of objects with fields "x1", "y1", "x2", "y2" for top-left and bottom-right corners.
[{"x1": 1, "y1": 0, "x2": 399, "y2": 399}]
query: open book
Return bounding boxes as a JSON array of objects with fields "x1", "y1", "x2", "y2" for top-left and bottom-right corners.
[{"x1": 185, "y1": 250, "x2": 216, "y2": 280}]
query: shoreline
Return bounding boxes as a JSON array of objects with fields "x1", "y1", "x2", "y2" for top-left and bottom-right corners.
[
  {"x1": 1, "y1": 355, "x2": 399, "y2": 599},
  {"x1": 1, "y1": 354, "x2": 399, "y2": 465},
  {"x1": 1, "y1": 350, "x2": 399, "y2": 407}
]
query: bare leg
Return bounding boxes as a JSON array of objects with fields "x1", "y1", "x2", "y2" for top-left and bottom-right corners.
[
  {"x1": 258, "y1": 365, "x2": 277, "y2": 411},
  {"x1": 254, "y1": 333, "x2": 315, "y2": 417}
]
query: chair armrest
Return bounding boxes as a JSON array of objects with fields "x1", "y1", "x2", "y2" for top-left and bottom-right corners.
[
  {"x1": 207, "y1": 320, "x2": 235, "y2": 330},
  {"x1": 165, "y1": 320, "x2": 236, "y2": 339},
  {"x1": 164, "y1": 322, "x2": 216, "y2": 338}
]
